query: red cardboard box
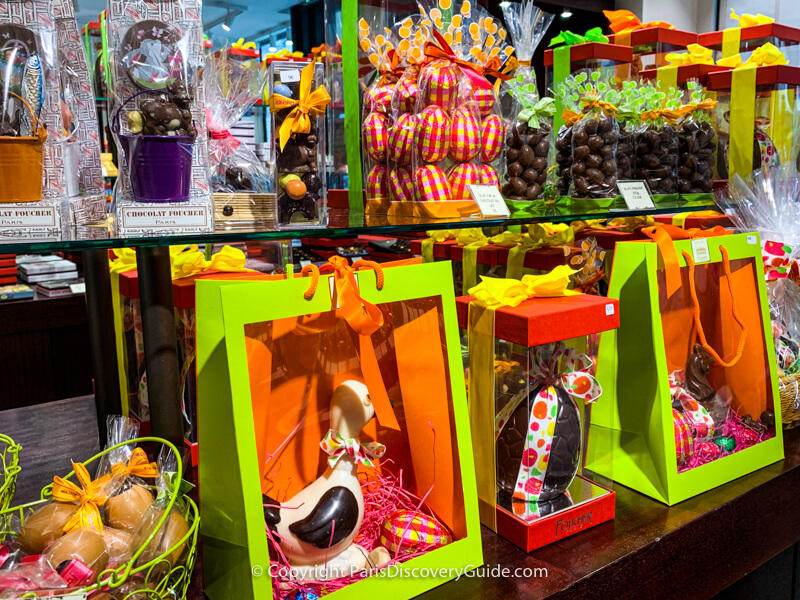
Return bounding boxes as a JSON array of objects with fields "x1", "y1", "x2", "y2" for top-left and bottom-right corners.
[
  {"x1": 544, "y1": 42, "x2": 633, "y2": 67},
  {"x1": 653, "y1": 213, "x2": 732, "y2": 229},
  {"x1": 639, "y1": 63, "x2": 731, "y2": 86},
  {"x1": 698, "y1": 23, "x2": 800, "y2": 52}
]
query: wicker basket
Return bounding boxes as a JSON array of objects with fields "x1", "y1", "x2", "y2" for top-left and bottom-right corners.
[
  {"x1": 0, "y1": 437, "x2": 199, "y2": 599},
  {"x1": 779, "y1": 372, "x2": 800, "y2": 428},
  {"x1": 0, "y1": 434, "x2": 21, "y2": 512}
]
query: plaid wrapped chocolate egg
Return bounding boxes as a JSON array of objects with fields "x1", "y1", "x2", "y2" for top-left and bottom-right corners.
[
  {"x1": 422, "y1": 62, "x2": 458, "y2": 110},
  {"x1": 474, "y1": 87, "x2": 497, "y2": 118},
  {"x1": 480, "y1": 114, "x2": 505, "y2": 163},
  {"x1": 417, "y1": 105, "x2": 450, "y2": 164},
  {"x1": 448, "y1": 106, "x2": 481, "y2": 163},
  {"x1": 673, "y1": 409, "x2": 694, "y2": 469},
  {"x1": 479, "y1": 163, "x2": 500, "y2": 189},
  {"x1": 366, "y1": 164, "x2": 389, "y2": 199},
  {"x1": 366, "y1": 84, "x2": 393, "y2": 114},
  {"x1": 363, "y1": 112, "x2": 390, "y2": 163},
  {"x1": 392, "y1": 77, "x2": 419, "y2": 114},
  {"x1": 388, "y1": 113, "x2": 417, "y2": 167},
  {"x1": 389, "y1": 167, "x2": 416, "y2": 202},
  {"x1": 380, "y1": 509, "x2": 452, "y2": 556},
  {"x1": 448, "y1": 162, "x2": 481, "y2": 200},
  {"x1": 415, "y1": 164, "x2": 451, "y2": 202}
]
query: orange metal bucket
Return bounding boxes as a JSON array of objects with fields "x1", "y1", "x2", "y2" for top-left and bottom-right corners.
[{"x1": 0, "y1": 92, "x2": 46, "y2": 203}]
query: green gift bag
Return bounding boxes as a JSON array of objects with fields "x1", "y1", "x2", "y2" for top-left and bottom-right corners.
[
  {"x1": 586, "y1": 230, "x2": 784, "y2": 505},
  {"x1": 196, "y1": 258, "x2": 482, "y2": 599}
]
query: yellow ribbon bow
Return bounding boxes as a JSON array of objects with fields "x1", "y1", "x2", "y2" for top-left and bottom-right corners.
[
  {"x1": 494, "y1": 360, "x2": 520, "y2": 374},
  {"x1": 232, "y1": 38, "x2": 257, "y2": 51},
  {"x1": 110, "y1": 447, "x2": 159, "y2": 480},
  {"x1": 488, "y1": 231, "x2": 525, "y2": 247},
  {"x1": 427, "y1": 229, "x2": 457, "y2": 243},
  {"x1": 267, "y1": 61, "x2": 331, "y2": 151},
  {"x1": 605, "y1": 215, "x2": 656, "y2": 232},
  {"x1": 570, "y1": 219, "x2": 607, "y2": 233},
  {"x1": 730, "y1": 9, "x2": 774, "y2": 28},
  {"x1": 171, "y1": 245, "x2": 254, "y2": 280},
  {"x1": 666, "y1": 44, "x2": 715, "y2": 66},
  {"x1": 470, "y1": 265, "x2": 579, "y2": 308},
  {"x1": 52, "y1": 462, "x2": 109, "y2": 534},
  {"x1": 528, "y1": 222, "x2": 575, "y2": 247},
  {"x1": 455, "y1": 228, "x2": 488, "y2": 245},
  {"x1": 717, "y1": 42, "x2": 787, "y2": 68}
]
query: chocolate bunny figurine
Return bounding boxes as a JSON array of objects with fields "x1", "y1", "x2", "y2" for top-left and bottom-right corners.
[{"x1": 685, "y1": 344, "x2": 715, "y2": 402}]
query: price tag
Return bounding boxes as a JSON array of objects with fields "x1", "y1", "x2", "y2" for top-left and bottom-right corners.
[
  {"x1": 747, "y1": 235, "x2": 758, "y2": 245},
  {"x1": 691, "y1": 238, "x2": 711, "y2": 263},
  {"x1": 467, "y1": 185, "x2": 510, "y2": 217},
  {"x1": 69, "y1": 282, "x2": 86, "y2": 294},
  {"x1": 605, "y1": 303, "x2": 615, "y2": 316},
  {"x1": 280, "y1": 69, "x2": 301, "y2": 83},
  {"x1": 300, "y1": 260, "x2": 311, "y2": 268},
  {"x1": 616, "y1": 181, "x2": 656, "y2": 210}
]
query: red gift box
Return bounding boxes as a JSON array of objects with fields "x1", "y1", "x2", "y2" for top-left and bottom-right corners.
[
  {"x1": 707, "y1": 64, "x2": 800, "y2": 89},
  {"x1": 639, "y1": 64, "x2": 732, "y2": 86},
  {"x1": 544, "y1": 42, "x2": 633, "y2": 67},
  {"x1": 653, "y1": 213, "x2": 733, "y2": 229},
  {"x1": 450, "y1": 244, "x2": 500, "y2": 266},
  {"x1": 609, "y1": 27, "x2": 697, "y2": 49},
  {"x1": 493, "y1": 246, "x2": 581, "y2": 272},
  {"x1": 698, "y1": 23, "x2": 800, "y2": 50},
  {"x1": 409, "y1": 238, "x2": 458, "y2": 259},
  {"x1": 575, "y1": 228, "x2": 650, "y2": 250}
]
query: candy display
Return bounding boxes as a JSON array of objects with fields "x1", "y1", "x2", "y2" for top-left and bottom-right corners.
[
  {"x1": 108, "y1": 0, "x2": 212, "y2": 234},
  {"x1": 698, "y1": 10, "x2": 800, "y2": 67},
  {"x1": 268, "y1": 61, "x2": 329, "y2": 226},
  {"x1": 676, "y1": 82, "x2": 717, "y2": 198}
]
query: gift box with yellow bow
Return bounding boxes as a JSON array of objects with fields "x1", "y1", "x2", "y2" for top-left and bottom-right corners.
[
  {"x1": 267, "y1": 61, "x2": 329, "y2": 227},
  {"x1": 706, "y1": 48, "x2": 800, "y2": 182},
  {"x1": 698, "y1": 10, "x2": 800, "y2": 67},
  {"x1": 455, "y1": 267, "x2": 619, "y2": 551}
]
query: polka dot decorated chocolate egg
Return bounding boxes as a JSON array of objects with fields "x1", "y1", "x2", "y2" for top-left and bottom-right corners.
[
  {"x1": 389, "y1": 167, "x2": 416, "y2": 202},
  {"x1": 474, "y1": 87, "x2": 497, "y2": 118},
  {"x1": 380, "y1": 510, "x2": 452, "y2": 556},
  {"x1": 479, "y1": 163, "x2": 500, "y2": 189},
  {"x1": 392, "y1": 76, "x2": 419, "y2": 114},
  {"x1": 366, "y1": 84, "x2": 393, "y2": 115},
  {"x1": 366, "y1": 164, "x2": 389, "y2": 199},
  {"x1": 363, "y1": 112, "x2": 390, "y2": 162},
  {"x1": 417, "y1": 105, "x2": 450, "y2": 163},
  {"x1": 480, "y1": 114, "x2": 505, "y2": 163},
  {"x1": 422, "y1": 62, "x2": 458, "y2": 110},
  {"x1": 415, "y1": 164, "x2": 451, "y2": 202},
  {"x1": 448, "y1": 162, "x2": 481, "y2": 200},
  {"x1": 448, "y1": 106, "x2": 481, "y2": 162},
  {"x1": 388, "y1": 112, "x2": 417, "y2": 167}
]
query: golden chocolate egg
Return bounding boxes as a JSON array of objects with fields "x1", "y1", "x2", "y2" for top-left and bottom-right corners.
[
  {"x1": 105, "y1": 485, "x2": 154, "y2": 532},
  {"x1": 46, "y1": 528, "x2": 109, "y2": 574},
  {"x1": 102, "y1": 527, "x2": 132, "y2": 563},
  {"x1": 17, "y1": 502, "x2": 79, "y2": 554},
  {"x1": 134, "y1": 509, "x2": 190, "y2": 568}
]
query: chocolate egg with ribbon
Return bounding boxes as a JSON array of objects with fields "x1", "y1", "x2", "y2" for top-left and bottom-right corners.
[
  {"x1": 380, "y1": 509, "x2": 452, "y2": 555},
  {"x1": 421, "y1": 63, "x2": 458, "y2": 110},
  {"x1": 363, "y1": 112, "x2": 390, "y2": 162},
  {"x1": 388, "y1": 112, "x2": 417, "y2": 166},
  {"x1": 389, "y1": 167, "x2": 416, "y2": 202},
  {"x1": 448, "y1": 162, "x2": 481, "y2": 200},
  {"x1": 366, "y1": 164, "x2": 389, "y2": 199},
  {"x1": 366, "y1": 84, "x2": 393, "y2": 115},
  {"x1": 417, "y1": 105, "x2": 450, "y2": 163},
  {"x1": 392, "y1": 76, "x2": 419, "y2": 114},
  {"x1": 481, "y1": 114, "x2": 505, "y2": 163},
  {"x1": 415, "y1": 164, "x2": 451, "y2": 202},
  {"x1": 448, "y1": 106, "x2": 481, "y2": 162},
  {"x1": 479, "y1": 164, "x2": 500, "y2": 189}
]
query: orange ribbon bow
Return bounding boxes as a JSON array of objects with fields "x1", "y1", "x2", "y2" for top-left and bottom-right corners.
[
  {"x1": 424, "y1": 30, "x2": 494, "y2": 91},
  {"x1": 603, "y1": 9, "x2": 675, "y2": 34},
  {"x1": 52, "y1": 462, "x2": 109, "y2": 534},
  {"x1": 110, "y1": 447, "x2": 159, "y2": 479},
  {"x1": 267, "y1": 61, "x2": 331, "y2": 151}
]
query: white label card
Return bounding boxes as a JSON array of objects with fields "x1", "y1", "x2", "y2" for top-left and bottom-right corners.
[
  {"x1": 280, "y1": 70, "x2": 301, "y2": 83},
  {"x1": 616, "y1": 181, "x2": 656, "y2": 210},
  {"x1": 747, "y1": 235, "x2": 758, "y2": 245},
  {"x1": 691, "y1": 238, "x2": 711, "y2": 263},
  {"x1": 467, "y1": 185, "x2": 510, "y2": 217},
  {"x1": 0, "y1": 206, "x2": 58, "y2": 228},
  {"x1": 69, "y1": 283, "x2": 86, "y2": 294},
  {"x1": 49, "y1": 594, "x2": 87, "y2": 600},
  {"x1": 120, "y1": 206, "x2": 209, "y2": 229},
  {"x1": 605, "y1": 303, "x2": 615, "y2": 316}
]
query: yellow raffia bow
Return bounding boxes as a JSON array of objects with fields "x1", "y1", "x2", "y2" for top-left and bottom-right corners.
[
  {"x1": 268, "y1": 62, "x2": 331, "y2": 151},
  {"x1": 455, "y1": 228, "x2": 488, "y2": 245},
  {"x1": 730, "y1": 9, "x2": 774, "y2": 28},
  {"x1": 52, "y1": 462, "x2": 108, "y2": 534},
  {"x1": 717, "y1": 42, "x2": 787, "y2": 68},
  {"x1": 528, "y1": 222, "x2": 575, "y2": 247},
  {"x1": 488, "y1": 231, "x2": 525, "y2": 247},
  {"x1": 110, "y1": 447, "x2": 159, "y2": 479},
  {"x1": 571, "y1": 219, "x2": 606, "y2": 233},
  {"x1": 494, "y1": 360, "x2": 520, "y2": 374},
  {"x1": 581, "y1": 97, "x2": 618, "y2": 117},
  {"x1": 426, "y1": 229, "x2": 457, "y2": 242},
  {"x1": 666, "y1": 44, "x2": 715, "y2": 66},
  {"x1": 605, "y1": 215, "x2": 655, "y2": 232},
  {"x1": 232, "y1": 38, "x2": 257, "y2": 51},
  {"x1": 171, "y1": 245, "x2": 253, "y2": 280},
  {"x1": 469, "y1": 265, "x2": 580, "y2": 308}
]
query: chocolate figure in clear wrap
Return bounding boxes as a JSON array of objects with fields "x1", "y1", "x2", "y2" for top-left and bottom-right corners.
[
  {"x1": 278, "y1": 179, "x2": 318, "y2": 224},
  {"x1": 127, "y1": 82, "x2": 196, "y2": 139}
]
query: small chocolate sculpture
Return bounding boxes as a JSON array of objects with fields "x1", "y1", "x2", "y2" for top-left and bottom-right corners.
[
  {"x1": 276, "y1": 126, "x2": 319, "y2": 174},
  {"x1": 127, "y1": 82, "x2": 196, "y2": 138},
  {"x1": 685, "y1": 343, "x2": 715, "y2": 403},
  {"x1": 278, "y1": 178, "x2": 318, "y2": 224},
  {"x1": 225, "y1": 166, "x2": 252, "y2": 191}
]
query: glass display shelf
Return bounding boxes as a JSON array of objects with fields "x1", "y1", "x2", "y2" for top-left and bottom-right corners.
[{"x1": 0, "y1": 199, "x2": 719, "y2": 254}]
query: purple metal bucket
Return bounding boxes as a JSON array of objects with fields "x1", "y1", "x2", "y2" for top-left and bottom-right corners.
[{"x1": 114, "y1": 90, "x2": 194, "y2": 203}]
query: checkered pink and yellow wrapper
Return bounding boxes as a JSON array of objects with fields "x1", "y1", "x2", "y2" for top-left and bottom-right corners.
[
  {"x1": 363, "y1": 112, "x2": 390, "y2": 163},
  {"x1": 389, "y1": 167, "x2": 416, "y2": 202},
  {"x1": 388, "y1": 112, "x2": 417, "y2": 167},
  {"x1": 479, "y1": 163, "x2": 500, "y2": 189},
  {"x1": 392, "y1": 77, "x2": 419, "y2": 114},
  {"x1": 380, "y1": 509, "x2": 452, "y2": 555},
  {"x1": 366, "y1": 164, "x2": 389, "y2": 199},
  {"x1": 415, "y1": 164, "x2": 451, "y2": 202},
  {"x1": 474, "y1": 87, "x2": 497, "y2": 118},
  {"x1": 448, "y1": 162, "x2": 481, "y2": 200},
  {"x1": 673, "y1": 409, "x2": 694, "y2": 468},
  {"x1": 366, "y1": 84, "x2": 394, "y2": 115},
  {"x1": 448, "y1": 106, "x2": 481, "y2": 163},
  {"x1": 480, "y1": 113, "x2": 505, "y2": 163},
  {"x1": 421, "y1": 61, "x2": 459, "y2": 110},
  {"x1": 417, "y1": 105, "x2": 450, "y2": 163}
]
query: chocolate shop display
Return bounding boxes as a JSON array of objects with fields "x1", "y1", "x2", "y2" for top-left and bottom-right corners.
[
  {"x1": 267, "y1": 60, "x2": 329, "y2": 227},
  {"x1": 107, "y1": 0, "x2": 213, "y2": 235},
  {"x1": 677, "y1": 81, "x2": 717, "y2": 198},
  {"x1": 633, "y1": 82, "x2": 682, "y2": 202}
]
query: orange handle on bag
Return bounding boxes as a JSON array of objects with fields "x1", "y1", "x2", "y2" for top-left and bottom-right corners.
[{"x1": 682, "y1": 246, "x2": 748, "y2": 368}]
